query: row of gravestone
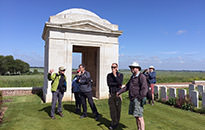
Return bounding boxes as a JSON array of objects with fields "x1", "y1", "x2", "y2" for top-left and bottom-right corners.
[{"x1": 154, "y1": 84, "x2": 205, "y2": 108}]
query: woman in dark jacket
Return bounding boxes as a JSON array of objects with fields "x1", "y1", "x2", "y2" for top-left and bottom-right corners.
[{"x1": 72, "y1": 69, "x2": 81, "y2": 114}]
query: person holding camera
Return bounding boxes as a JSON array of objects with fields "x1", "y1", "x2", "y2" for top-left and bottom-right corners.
[
  {"x1": 48, "y1": 66, "x2": 67, "y2": 119},
  {"x1": 77, "y1": 64, "x2": 100, "y2": 121},
  {"x1": 117, "y1": 62, "x2": 148, "y2": 130},
  {"x1": 148, "y1": 66, "x2": 156, "y2": 105}
]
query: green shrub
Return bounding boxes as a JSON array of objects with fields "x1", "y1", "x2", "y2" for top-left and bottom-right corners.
[
  {"x1": 193, "y1": 108, "x2": 205, "y2": 114},
  {"x1": 154, "y1": 93, "x2": 158, "y2": 100},
  {"x1": 174, "y1": 95, "x2": 193, "y2": 110},
  {"x1": 33, "y1": 69, "x2": 39, "y2": 74},
  {"x1": 199, "y1": 95, "x2": 202, "y2": 100},
  {"x1": 166, "y1": 98, "x2": 176, "y2": 106},
  {"x1": 182, "y1": 103, "x2": 192, "y2": 111}
]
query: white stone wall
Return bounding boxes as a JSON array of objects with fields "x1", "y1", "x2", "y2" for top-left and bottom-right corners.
[{"x1": 42, "y1": 8, "x2": 122, "y2": 102}]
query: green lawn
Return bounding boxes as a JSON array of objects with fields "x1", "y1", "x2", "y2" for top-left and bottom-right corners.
[{"x1": 1, "y1": 93, "x2": 205, "y2": 130}]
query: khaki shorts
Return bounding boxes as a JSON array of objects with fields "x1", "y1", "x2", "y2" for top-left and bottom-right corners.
[{"x1": 129, "y1": 98, "x2": 143, "y2": 117}]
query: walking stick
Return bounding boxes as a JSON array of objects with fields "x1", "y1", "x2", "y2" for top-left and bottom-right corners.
[
  {"x1": 70, "y1": 91, "x2": 73, "y2": 114},
  {"x1": 71, "y1": 90, "x2": 73, "y2": 105}
]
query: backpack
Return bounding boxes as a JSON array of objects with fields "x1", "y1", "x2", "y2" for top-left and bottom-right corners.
[
  {"x1": 138, "y1": 73, "x2": 152, "y2": 101},
  {"x1": 48, "y1": 73, "x2": 67, "y2": 92}
]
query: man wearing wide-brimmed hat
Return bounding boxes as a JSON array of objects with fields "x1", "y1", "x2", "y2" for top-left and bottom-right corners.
[
  {"x1": 117, "y1": 62, "x2": 148, "y2": 130},
  {"x1": 148, "y1": 65, "x2": 156, "y2": 105},
  {"x1": 48, "y1": 66, "x2": 67, "y2": 119}
]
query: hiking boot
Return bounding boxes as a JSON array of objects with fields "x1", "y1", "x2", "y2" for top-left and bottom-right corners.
[
  {"x1": 80, "y1": 114, "x2": 87, "y2": 119},
  {"x1": 51, "y1": 116, "x2": 56, "y2": 119},
  {"x1": 152, "y1": 100, "x2": 154, "y2": 106},
  {"x1": 95, "y1": 114, "x2": 100, "y2": 121},
  {"x1": 75, "y1": 108, "x2": 81, "y2": 114},
  {"x1": 58, "y1": 112, "x2": 64, "y2": 117},
  {"x1": 109, "y1": 126, "x2": 114, "y2": 130},
  {"x1": 109, "y1": 124, "x2": 118, "y2": 130}
]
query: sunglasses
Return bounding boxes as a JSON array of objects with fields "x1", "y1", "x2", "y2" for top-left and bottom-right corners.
[{"x1": 111, "y1": 66, "x2": 117, "y2": 69}]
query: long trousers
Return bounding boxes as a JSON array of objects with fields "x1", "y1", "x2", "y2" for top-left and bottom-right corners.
[
  {"x1": 80, "y1": 91, "x2": 99, "y2": 116},
  {"x1": 108, "y1": 94, "x2": 122, "y2": 126},
  {"x1": 74, "y1": 92, "x2": 81, "y2": 110},
  {"x1": 51, "y1": 89, "x2": 64, "y2": 117}
]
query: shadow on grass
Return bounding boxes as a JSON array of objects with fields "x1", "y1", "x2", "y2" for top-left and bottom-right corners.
[
  {"x1": 32, "y1": 88, "x2": 45, "y2": 103},
  {"x1": 38, "y1": 106, "x2": 51, "y2": 117},
  {"x1": 63, "y1": 104, "x2": 127, "y2": 130}
]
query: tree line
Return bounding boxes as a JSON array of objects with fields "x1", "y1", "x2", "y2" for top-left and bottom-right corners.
[{"x1": 0, "y1": 55, "x2": 30, "y2": 75}]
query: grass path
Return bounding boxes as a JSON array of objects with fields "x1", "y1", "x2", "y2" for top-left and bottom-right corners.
[{"x1": 1, "y1": 93, "x2": 205, "y2": 130}]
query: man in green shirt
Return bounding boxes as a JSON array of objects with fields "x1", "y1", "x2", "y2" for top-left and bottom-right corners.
[{"x1": 48, "y1": 66, "x2": 67, "y2": 119}]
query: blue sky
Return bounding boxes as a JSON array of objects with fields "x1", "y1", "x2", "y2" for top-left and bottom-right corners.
[{"x1": 0, "y1": 0, "x2": 205, "y2": 70}]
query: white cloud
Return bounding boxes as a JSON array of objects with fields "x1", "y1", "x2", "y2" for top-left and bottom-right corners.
[
  {"x1": 183, "y1": 51, "x2": 198, "y2": 55},
  {"x1": 176, "y1": 30, "x2": 187, "y2": 35},
  {"x1": 160, "y1": 51, "x2": 177, "y2": 55},
  {"x1": 14, "y1": 52, "x2": 44, "y2": 67},
  {"x1": 119, "y1": 54, "x2": 205, "y2": 70}
]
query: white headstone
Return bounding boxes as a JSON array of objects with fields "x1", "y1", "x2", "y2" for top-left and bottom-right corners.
[
  {"x1": 154, "y1": 86, "x2": 159, "y2": 99},
  {"x1": 202, "y1": 92, "x2": 205, "y2": 109},
  {"x1": 169, "y1": 88, "x2": 176, "y2": 99},
  {"x1": 189, "y1": 84, "x2": 195, "y2": 97},
  {"x1": 191, "y1": 90, "x2": 199, "y2": 108},
  {"x1": 197, "y1": 85, "x2": 204, "y2": 96},
  {"x1": 178, "y1": 89, "x2": 187, "y2": 99},
  {"x1": 160, "y1": 86, "x2": 167, "y2": 100}
]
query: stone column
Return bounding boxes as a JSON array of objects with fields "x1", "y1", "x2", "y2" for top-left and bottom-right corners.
[
  {"x1": 169, "y1": 88, "x2": 176, "y2": 99},
  {"x1": 43, "y1": 37, "x2": 73, "y2": 103},
  {"x1": 98, "y1": 44, "x2": 119, "y2": 99},
  {"x1": 191, "y1": 90, "x2": 199, "y2": 108}
]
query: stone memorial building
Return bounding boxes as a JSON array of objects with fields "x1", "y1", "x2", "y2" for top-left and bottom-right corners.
[{"x1": 42, "y1": 8, "x2": 122, "y2": 102}]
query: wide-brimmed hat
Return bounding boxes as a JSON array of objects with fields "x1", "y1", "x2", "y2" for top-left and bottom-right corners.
[
  {"x1": 129, "y1": 62, "x2": 141, "y2": 71},
  {"x1": 59, "y1": 66, "x2": 66, "y2": 71},
  {"x1": 149, "y1": 65, "x2": 155, "y2": 70}
]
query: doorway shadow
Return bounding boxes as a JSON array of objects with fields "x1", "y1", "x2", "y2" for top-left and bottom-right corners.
[{"x1": 63, "y1": 104, "x2": 127, "y2": 130}]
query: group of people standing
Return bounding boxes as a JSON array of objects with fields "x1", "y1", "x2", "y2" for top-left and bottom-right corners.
[{"x1": 48, "y1": 62, "x2": 156, "y2": 130}]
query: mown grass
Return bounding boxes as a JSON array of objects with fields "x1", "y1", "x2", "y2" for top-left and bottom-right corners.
[
  {"x1": 0, "y1": 75, "x2": 43, "y2": 87},
  {"x1": 0, "y1": 70, "x2": 205, "y2": 87},
  {"x1": 1, "y1": 93, "x2": 205, "y2": 130}
]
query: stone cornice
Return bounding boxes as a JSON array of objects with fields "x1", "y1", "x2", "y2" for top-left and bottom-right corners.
[{"x1": 42, "y1": 21, "x2": 122, "y2": 40}]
